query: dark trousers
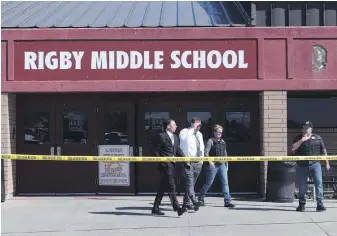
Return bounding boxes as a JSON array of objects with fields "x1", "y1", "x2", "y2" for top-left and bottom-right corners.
[
  {"x1": 182, "y1": 162, "x2": 203, "y2": 206},
  {"x1": 153, "y1": 163, "x2": 180, "y2": 210}
]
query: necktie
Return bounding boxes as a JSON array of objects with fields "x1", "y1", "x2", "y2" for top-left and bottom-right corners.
[
  {"x1": 195, "y1": 133, "x2": 201, "y2": 157},
  {"x1": 170, "y1": 134, "x2": 175, "y2": 162}
]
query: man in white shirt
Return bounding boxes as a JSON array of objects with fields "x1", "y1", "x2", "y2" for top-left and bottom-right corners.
[{"x1": 179, "y1": 117, "x2": 204, "y2": 210}]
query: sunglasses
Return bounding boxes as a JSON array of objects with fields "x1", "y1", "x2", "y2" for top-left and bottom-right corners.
[{"x1": 215, "y1": 132, "x2": 222, "y2": 135}]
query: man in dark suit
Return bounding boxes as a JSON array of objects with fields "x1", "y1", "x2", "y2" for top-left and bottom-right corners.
[{"x1": 151, "y1": 119, "x2": 186, "y2": 216}]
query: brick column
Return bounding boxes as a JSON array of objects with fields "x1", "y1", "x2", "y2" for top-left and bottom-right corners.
[
  {"x1": 1, "y1": 93, "x2": 16, "y2": 199},
  {"x1": 259, "y1": 91, "x2": 288, "y2": 198}
]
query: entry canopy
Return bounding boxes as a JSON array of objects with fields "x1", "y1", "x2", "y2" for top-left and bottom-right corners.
[{"x1": 1, "y1": 1, "x2": 251, "y2": 28}]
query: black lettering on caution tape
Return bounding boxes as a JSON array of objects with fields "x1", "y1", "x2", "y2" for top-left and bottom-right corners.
[
  {"x1": 68, "y1": 156, "x2": 89, "y2": 161},
  {"x1": 281, "y1": 157, "x2": 298, "y2": 161},
  {"x1": 142, "y1": 158, "x2": 157, "y2": 161},
  {"x1": 306, "y1": 157, "x2": 322, "y2": 161},
  {"x1": 2, "y1": 155, "x2": 11, "y2": 159},
  {"x1": 18, "y1": 155, "x2": 38, "y2": 160},
  {"x1": 237, "y1": 157, "x2": 256, "y2": 161},
  {"x1": 117, "y1": 157, "x2": 132, "y2": 161},
  {"x1": 41, "y1": 155, "x2": 63, "y2": 161},
  {"x1": 94, "y1": 157, "x2": 112, "y2": 161}
]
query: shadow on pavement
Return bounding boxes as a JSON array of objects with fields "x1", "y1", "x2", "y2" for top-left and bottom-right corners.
[
  {"x1": 227, "y1": 207, "x2": 295, "y2": 212},
  {"x1": 233, "y1": 203, "x2": 337, "y2": 209},
  {"x1": 89, "y1": 211, "x2": 178, "y2": 218},
  {"x1": 88, "y1": 198, "x2": 151, "y2": 202},
  {"x1": 149, "y1": 203, "x2": 172, "y2": 206},
  {"x1": 115, "y1": 206, "x2": 173, "y2": 211}
]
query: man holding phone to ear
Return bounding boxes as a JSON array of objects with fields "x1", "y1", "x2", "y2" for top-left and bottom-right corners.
[
  {"x1": 179, "y1": 117, "x2": 204, "y2": 211},
  {"x1": 292, "y1": 121, "x2": 330, "y2": 212}
]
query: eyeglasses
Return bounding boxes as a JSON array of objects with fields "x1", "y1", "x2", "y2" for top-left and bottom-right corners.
[{"x1": 215, "y1": 132, "x2": 222, "y2": 135}]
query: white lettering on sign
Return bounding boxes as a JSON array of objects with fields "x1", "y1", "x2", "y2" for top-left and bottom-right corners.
[
  {"x1": 24, "y1": 50, "x2": 248, "y2": 70},
  {"x1": 24, "y1": 51, "x2": 84, "y2": 70},
  {"x1": 91, "y1": 51, "x2": 164, "y2": 70},
  {"x1": 171, "y1": 50, "x2": 248, "y2": 69}
]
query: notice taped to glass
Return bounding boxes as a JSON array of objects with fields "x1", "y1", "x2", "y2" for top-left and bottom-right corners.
[{"x1": 98, "y1": 145, "x2": 130, "y2": 186}]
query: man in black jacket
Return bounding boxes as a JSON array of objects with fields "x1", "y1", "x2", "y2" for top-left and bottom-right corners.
[
  {"x1": 151, "y1": 119, "x2": 186, "y2": 216},
  {"x1": 292, "y1": 121, "x2": 330, "y2": 212}
]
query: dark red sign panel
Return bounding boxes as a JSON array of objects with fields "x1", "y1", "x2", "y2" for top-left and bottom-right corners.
[
  {"x1": 14, "y1": 40, "x2": 257, "y2": 81},
  {"x1": 2, "y1": 42, "x2": 7, "y2": 81}
]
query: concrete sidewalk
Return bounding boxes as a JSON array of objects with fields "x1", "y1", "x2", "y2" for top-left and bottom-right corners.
[{"x1": 1, "y1": 196, "x2": 337, "y2": 236}]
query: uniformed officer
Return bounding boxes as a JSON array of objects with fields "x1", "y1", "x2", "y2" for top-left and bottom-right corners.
[{"x1": 292, "y1": 121, "x2": 330, "y2": 212}]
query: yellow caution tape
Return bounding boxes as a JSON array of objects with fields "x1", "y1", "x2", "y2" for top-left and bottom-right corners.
[{"x1": 1, "y1": 154, "x2": 337, "y2": 162}]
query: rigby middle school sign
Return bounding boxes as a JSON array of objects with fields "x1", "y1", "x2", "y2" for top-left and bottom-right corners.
[{"x1": 14, "y1": 40, "x2": 257, "y2": 81}]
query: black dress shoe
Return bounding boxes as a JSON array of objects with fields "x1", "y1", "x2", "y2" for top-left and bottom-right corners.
[
  {"x1": 224, "y1": 202, "x2": 236, "y2": 208},
  {"x1": 193, "y1": 201, "x2": 202, "y2": 211},
  {"x1": 152, "y1": 208, "x2": 165, "y2": 216},
  {"x1": 177, "y1": 207, "x2": 186, "y2": 216}
]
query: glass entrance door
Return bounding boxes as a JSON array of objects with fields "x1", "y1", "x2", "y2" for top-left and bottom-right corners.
[
  {"x1": 97, "y1": 102, "x2": 135, "y2": 194},
  {"x1": 54, "y1": 101, "x2": 97, "y2": 194},
  {"x1": 136, "y1": 102, "x2": 178, "y2": 194},
  {"x1": 16, "y1": 97, "x2": 56, "y2": 194},
  {"x1": 16, "y1": 94, "x2": 135, "y2": 195},
  {"x1": 16, "y1": 95, "x2": 99, "y2": 195},
  {"x1": 223, "y1": 110, "x2": 259, "y2": 194}
]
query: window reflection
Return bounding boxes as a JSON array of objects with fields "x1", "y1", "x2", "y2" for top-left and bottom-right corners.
[
  {"x1": 225, "y1": 112, "x2": 251, "y2": 143},
  {"x1": 144, "y1": 112, "x2": 170, "y2": 156},
  {"x1": 186, "y1": 112, "x2": 213, "y2": 142},
  {"x1": 288, "y1": 97, "x2": 337, "y2": 128},
  {"x1": 198, "y1": 2, "x2": 231, "y2": 25},
  {"x1": 104, "y1": 111, "x2": 128, "y2": 145},
  {"x1": 144, "y1": 112, "x2": 169, "y2": 132},
  {"x1": 63, "y1": 110, "x2": 88, "y2": 144},
  {"x1": 24, "y1": 111, "x2": 49, "y2": 144}
]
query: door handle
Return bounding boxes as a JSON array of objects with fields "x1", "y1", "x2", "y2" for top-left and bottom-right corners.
[
  {"x1": 50, "y1": 147, "x2": 55, "y2": 155},
  {"x1": 138, "y1": 146, "x2": 143, "y2": 156},
  {"x1": 129, "y1": 146, "x2": 133, "y2": 156},
  {"x1": 56, "y1": 146, "x2": 61, "y2": 156}
]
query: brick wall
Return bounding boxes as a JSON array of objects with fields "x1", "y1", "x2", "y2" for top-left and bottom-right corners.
[
  {"x1": 1, "y1": 93, "x2": 16, "y2": 199},
  {"x1": 259, "y1": 91, "x2": 288, "y2": 197}
]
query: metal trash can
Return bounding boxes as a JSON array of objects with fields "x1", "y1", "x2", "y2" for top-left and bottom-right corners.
[
  {"x1": 1, "y1": 159, "x2": 5, "y2": 202},
  {"x1": 266, "y1": 161, "x2": 297, "y2": 203}
]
